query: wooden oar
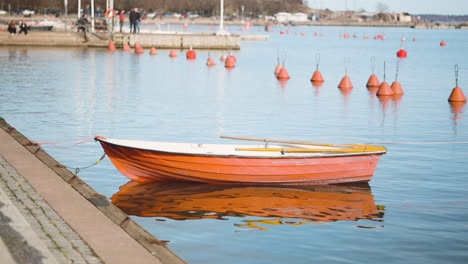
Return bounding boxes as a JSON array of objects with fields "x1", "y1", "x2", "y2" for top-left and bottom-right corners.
[
  {"x1": 221, "y1": 135, "x2": 352, "y2": 148},
  {"x1": 235, "y1": 146, "x2": 386, "y2": 154}
]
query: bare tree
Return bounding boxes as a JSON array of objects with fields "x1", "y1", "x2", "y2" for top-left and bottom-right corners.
[{"x1": 376, "y1": 2, "x2": 389, "y2": 13}]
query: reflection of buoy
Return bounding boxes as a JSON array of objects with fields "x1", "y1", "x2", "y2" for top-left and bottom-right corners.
[
  {"x1": 448, "y1": 65, "x2": 466, "y2": 102},
  {"x1": 449, "y1": 101, "x2": 466, "y2": 118},
  {"x1": 397, "y1": 49, "x2": 407, "y2": 58},
  {"x1": 123, "y1": 43, "x2": 131, "y2": 52},
  {"x1": 276, "y1": 67, "x2": 290, "y2": 80},
  {"x1": 225, "y1": 56, "x2": 236, "y2": 68},
  {"x1": 108, "y1": 40, "x2": 116, "y2": 52},
  {"x1": 311, "y1": 81, "x2": 323, "y2": 88},
  {"x1": 366, "y1": 74, "x2": 380, "y2": 88},
  {"x1": 186, "y1": 49, "x2": 196, "y2": 60},
  {"x1": 440, "y1": 41, "x2": 447, "y2": 47},
  {"x1": 206, "y1": 57, "x2": 216, "y2": 66},
  {"x1": 149, "y1": 47, "x2": 158, "y2": 55},
  {"x1": 169, "y1": 49, "x2": 178, "y2": 57},
  {"x1": 338, "y1": 76, "x2": 353, "y2": 89}
]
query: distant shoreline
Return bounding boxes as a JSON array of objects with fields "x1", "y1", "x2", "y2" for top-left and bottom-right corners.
[{"x1": 1, "y1": 14, "x2": 466, "y2": 31}]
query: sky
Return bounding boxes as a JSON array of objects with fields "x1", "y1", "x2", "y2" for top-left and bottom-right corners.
[{"x1": 307, "y1": 0, "x2": 468, "y2": 15}]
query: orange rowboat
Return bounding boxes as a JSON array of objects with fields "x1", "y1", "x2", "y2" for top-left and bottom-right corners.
[{"x1": 95, "y1": 136, "x2": 386, "y2": 185}]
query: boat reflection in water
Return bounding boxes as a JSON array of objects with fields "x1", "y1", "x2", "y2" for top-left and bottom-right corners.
[{"x1": 111, "y1": 181, "x2": 385, "y2": 230}]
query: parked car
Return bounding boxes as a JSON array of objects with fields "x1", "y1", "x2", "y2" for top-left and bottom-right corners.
[
  {"x1": 146, "y1": 12, "x2": 157, "y2": 18},
  {"x1": 0, "y1": 10, "x2": 7, "y2": 15},
  {"x1": 22, "y1": 10, "x2": 35, "y2": 16}
]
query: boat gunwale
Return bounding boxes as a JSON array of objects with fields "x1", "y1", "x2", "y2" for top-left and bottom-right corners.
[{"x1": 95, "y1": 137, "x2": 387, "y2": 159}]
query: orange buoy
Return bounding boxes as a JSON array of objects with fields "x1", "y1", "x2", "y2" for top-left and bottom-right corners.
[
  {"x1": 366, "y1": 74, "x2": 380, "y2": 88},
  {"x1": 225, "y1": 54, "x2": 237, "y2": 63},
  {"x1": 440, "y1": 41, "x2": 447, "y2": 47},
  {"x1": 413, "y1": 37, "x2": 417, "y2": 41},
  {"x1": 390, "y1": 61, "x2": 404, "y2": 95},
  {"x1": 186, "y1": 49, "x2": 196, "y2": 60},
  {"x1": 391, "y1": 81, "x2": 404, "y2": 95},
  {"x1": 377, "y1": 82, "x2": 393, "y2": 96},
  {"x1": 123, "y1": 43, "x2": 131, "y2": 52},
  {"x1": 274, "y1": 64, "x2": 283, "y2": 76},
  {"x1": 377, "y1": 61, "x2": 393, "y2": 96},
  {"x1": 276, "y1": 67, "x2": 290, "y2": 80},
  {"x1": 364, "y1": 35, "x2": 369, "y2": 39},
  {"x1": 397, "y1": 49, "x2": 407, "y2": 58},
  {"x1": 311, "y1": 54, "x2": 324, "y2": 82},
  {"x1": 149, "y1": 47, "x2": 158, "y2": 56},
  {"x1": 108, "y1": 40, "x2": 116, "y2": 52},
  {"x1": 448, "y1": 65, "x2": 466, "y2": 102},
  {"x1": 169, "y1": 49, "x2": 178, "y2": 58},
  {"x1": 134, "y1": 42, "x2": 141, "y2": 50},
  {"x1": 311, "y1": 71, "x2": 324, "y2": 82},
  {"x1": 135, "y1": 47, "x2": 144, "y2": 54},
  {"x1": 206, "y1": 57, "x2": 216, "y2": 66},
  {"x1": 448, "y1": 87, "x2": 467, "y2": 102},
  {"x1": 338, "y1": 76, "x2": 353, "y2": 89},
  {"x1": 224, "y1": 56, "x2": 236, "y2": 68}
]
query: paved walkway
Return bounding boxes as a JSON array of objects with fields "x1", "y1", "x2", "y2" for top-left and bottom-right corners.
[
  {"x1": 0, "y1": 118, "x2": 185, "y2": 264},
  {"x1": 0, "y1": 155, "x2": 101, "y2": 264}
]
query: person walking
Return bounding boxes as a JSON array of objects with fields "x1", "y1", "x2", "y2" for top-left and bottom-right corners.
[{"x1": 119, "y1": 10, "x2": 125, "y2": 33}]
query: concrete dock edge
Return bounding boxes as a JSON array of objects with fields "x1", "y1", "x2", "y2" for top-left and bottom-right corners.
[{"x1": 0, "y1": 117, "x2": 186, "y2": 264}]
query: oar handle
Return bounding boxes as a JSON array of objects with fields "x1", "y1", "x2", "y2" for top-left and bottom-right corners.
[{"x1": 221, "y1": 135, "x2": 335, "y2": 147}]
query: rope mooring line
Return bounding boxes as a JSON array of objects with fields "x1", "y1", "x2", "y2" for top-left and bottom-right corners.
[
  {"x1": 64, "y1": 152, "x2": 107, "y2": 175},
  {"x1": 25, "y1": 137, "x2": 95, "y2": 149}
]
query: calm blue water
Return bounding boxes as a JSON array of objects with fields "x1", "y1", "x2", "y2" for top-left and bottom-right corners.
[{"x1": 1, "y1": 25, "x2": 467, "y2": 263}]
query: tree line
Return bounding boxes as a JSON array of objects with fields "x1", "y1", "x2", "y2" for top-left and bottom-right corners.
[{"x1": 1, "y1": 0, "x2": 308, "y2": 16}]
